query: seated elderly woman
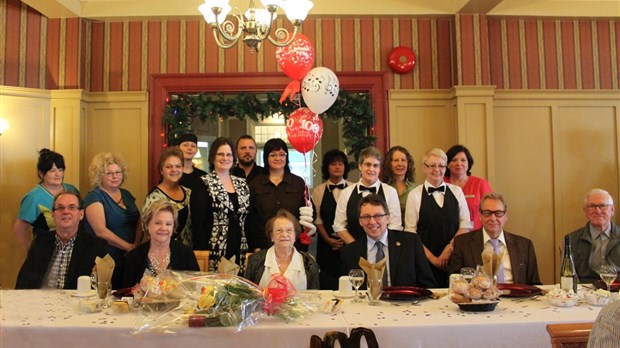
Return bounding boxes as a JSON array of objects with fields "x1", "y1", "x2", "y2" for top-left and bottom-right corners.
[
  {"x1": 245, "y1": 209, "x2": 320, "y2": 290},
  {"x1": 123, "y1": 200, "x2": 199, "y2": 288}
]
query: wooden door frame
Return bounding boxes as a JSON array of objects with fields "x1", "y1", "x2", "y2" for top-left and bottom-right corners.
[{"x1": 148, "y1": 72, "x2": 389, "y2": 188}]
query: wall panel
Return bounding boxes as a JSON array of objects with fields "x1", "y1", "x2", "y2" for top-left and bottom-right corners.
[
  {"x1": 0, "y1": 87, "x2": 52, "y2": 289},
  {"x1": 84, "y1": 92, "x2": 149, "y2": 208},
  {"x1": 493, "y1": 105, "x2": 555, "y2": 284}
]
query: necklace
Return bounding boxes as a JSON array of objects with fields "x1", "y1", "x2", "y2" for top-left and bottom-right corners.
[
  {"x1": 275, "y1": 252, "x2": 292, "y2": 272},
  {"x1": 148, "y1": 251, "x2": 171, "y2": 275}
]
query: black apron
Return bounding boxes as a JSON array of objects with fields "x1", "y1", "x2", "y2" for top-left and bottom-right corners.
[
  {"x1": 346, "y1": 184, "x2": 386, "y2": 241},
  {"x1": 317, "y1": 185, "x2": 344, "y2": 290},
  {"x1": 417, "y1": 186, "x2": 459, "y2": 287}
]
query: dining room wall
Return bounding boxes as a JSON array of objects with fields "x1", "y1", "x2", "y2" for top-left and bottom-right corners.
[
  {"x1": 389, "y1": 88, "x2": 620, "y2": 284},
  {"x1": 0, "y1": 86, "x2": 148, "y2": 289},
  {"x1": 2, "y1": 0, "x2": 618, "y2": 92}
]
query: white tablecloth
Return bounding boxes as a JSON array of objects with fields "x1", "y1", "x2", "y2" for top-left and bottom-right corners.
[{"x1": 0, "y1": 288, "x2": 604, "y2": 348}]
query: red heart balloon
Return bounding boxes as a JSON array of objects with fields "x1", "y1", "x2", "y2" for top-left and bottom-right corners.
[
  {"x1": 276, "y1": 34, "x2": 315, "y2": 81},
  {"x1": 285, "y1": 108, "x2": 323, "y2": 154}
]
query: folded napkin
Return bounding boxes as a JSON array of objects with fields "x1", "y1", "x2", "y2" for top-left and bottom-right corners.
[
  {"x1": 358, "y1": 257, "x2": 386, "y2": 298},
  {"x1": 218, "y1": 255, "x2": 240, "y2": 276},
  {"x1": 481, "y1": 247, "x2": 504, "y2": 281},
  {"x1": 93, "y1": 254, "x2": 115, "y2": 297}
]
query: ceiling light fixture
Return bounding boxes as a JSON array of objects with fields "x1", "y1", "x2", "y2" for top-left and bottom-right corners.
[{"x1": 198, "y1": 0, "x2": 313, "y2": 52}]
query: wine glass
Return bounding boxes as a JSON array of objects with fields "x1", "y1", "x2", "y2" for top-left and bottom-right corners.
[
  {"x1": 599, "y1": 263, "x2": 617, "y2": 295},
  {"x1": 348, "y1": 269, "x2": 365, "y2": 303}
]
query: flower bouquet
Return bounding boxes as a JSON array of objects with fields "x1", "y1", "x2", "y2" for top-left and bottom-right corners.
[
  {"x1": 130, "y1": 271, "x2": 318, "y2": 335},
  {"x1": 131, "y1": 271, "x2": 264, "y2": 334}
]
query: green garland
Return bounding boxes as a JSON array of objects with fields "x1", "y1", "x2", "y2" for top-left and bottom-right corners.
[{"x1": 163, "y1": 90, "x2": 375, "y2": 162}]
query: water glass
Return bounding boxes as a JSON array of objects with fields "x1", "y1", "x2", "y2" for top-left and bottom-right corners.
[{"x1": 367, "y1": 279, "x2": 383, "y2": 306}]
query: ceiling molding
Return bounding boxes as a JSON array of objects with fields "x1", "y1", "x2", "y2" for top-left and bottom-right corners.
[{"x1": 21, "y1": 0, "x2": 620, "y2": 20}]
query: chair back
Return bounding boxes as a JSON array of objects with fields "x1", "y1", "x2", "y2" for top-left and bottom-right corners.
[
  {"x1": 546, "y1": 322, "x2": 593, "y2": 348},
  {"x1": 194, "y1": 250, "x2": 210, "y2": 272}
]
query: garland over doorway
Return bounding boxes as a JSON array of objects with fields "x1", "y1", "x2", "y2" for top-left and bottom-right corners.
[{"x1": 163, "y1": 90, "x2": 375, "y2": 162}]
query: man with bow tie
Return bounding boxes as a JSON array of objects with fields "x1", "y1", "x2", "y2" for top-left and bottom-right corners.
[
  {"x1": 404, "y1": 148, "x2": 471, "y2": 287},
  {"x1": 340, "y1": 194, "x2": 436, "y2": 288},
  {"x1": 448, "y1": 192, "x2": 541, "y2": 285},
  {"x1": 333, "y1": 147, "x2": 402, "y2": 246}
]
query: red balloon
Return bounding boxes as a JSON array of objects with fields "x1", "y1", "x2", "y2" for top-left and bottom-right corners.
[
  {"x1": 286, "y1": 108, "x2": 323, "y2": 154},
  {"x1": 276, "y1": 34, "x2": 315, "y2": 81}
]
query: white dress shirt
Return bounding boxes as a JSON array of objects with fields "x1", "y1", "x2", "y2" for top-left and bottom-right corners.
[
  {"x1": 311, "y1": 179, "x2": 353, "y2": 225},
  {"x1": 366, "y1": 231, "x2": 391, "y2": 286},
  {"x1": 333, "y1": 180, "x2": 403, "y2": 234},
  {"x1": 259, "y1": 247, "x2": 308, "y2": 290},
  {"x1": 482, "y1": 229, "x2": 513, "y2": 283},
  {"x1": 404, "y1": 180, "x2": 473, "y2": 232}
]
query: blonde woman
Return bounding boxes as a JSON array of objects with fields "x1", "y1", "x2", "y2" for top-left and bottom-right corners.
[
  {"x1": 84, "y1": 152, "x2": 141, "y2": 288},
  {"x1": 123, "y1": 200, "x2": 199, "y2": 288}
]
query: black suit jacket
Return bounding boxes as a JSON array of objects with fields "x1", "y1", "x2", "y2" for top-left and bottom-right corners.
[
  {"x1": 340, "y1": 230, "x2": 436, "y2": 288},
  {"x1": 16, "y1": 230, "x2": 108, "y2": 289},
  {"x1": 448, "y1": 229, "x2": 541, "y2": 285}
]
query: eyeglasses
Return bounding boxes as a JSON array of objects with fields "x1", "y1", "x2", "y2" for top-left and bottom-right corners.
[
  {"x1": 269, "y1": 153, "x2": 287, "y2": 159},
  {"x1": 361, "y1": 162, "x2": 380, "y2": 169},
  {"x1": 423, "y1": 163, "x2": 447, "y2": 170},
  {"x1": 359, "y1": 214, "x2": 389, "y2": 223},
  {"x1": 105, "y1": 170, "x2": 123, "y2": 177},
  {"x1": 273, "y1": 228, "x2": 295, "y2": 234},
  {"x1": 53, "y1": 205, "x2": 80, "y2": 212},
  {"x1": 585, "y1": 203, "x2": 612, "y2": 211},
  {"x1": 215, "y1": 153, "x2": 233, "y2": 158},
  {"x1": 480, "y1": 210, "x2": 506, "y2": 218}
]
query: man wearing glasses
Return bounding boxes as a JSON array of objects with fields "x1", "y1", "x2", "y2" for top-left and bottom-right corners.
[
  {"x1": 566, "y1": 188, "x2": 619, "y2": 283},
  {"x1": 340, "y1": 194, "x2": 436, "y2": 288},
  {"x1": 16, "y1": 192, "x2": 108, "y2": 289},
  {"x1": 448, "y1": 192, "x2": 541, "y2": 285}
]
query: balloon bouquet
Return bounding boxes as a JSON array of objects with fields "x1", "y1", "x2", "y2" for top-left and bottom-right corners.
[{"x1": 275, "y1": 34, "x2": 340, "y2": 246}]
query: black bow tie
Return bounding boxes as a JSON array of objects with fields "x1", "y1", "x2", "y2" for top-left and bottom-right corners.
[
  {"x1": 359, "y1": 185, "x2": 377, "y2": 194},
  {"x1": 427, "y1": 185, "x2": 445, "y2": 194},
  {"x1": 328, "y1": 183, "x2": 346, "y2": 191}
]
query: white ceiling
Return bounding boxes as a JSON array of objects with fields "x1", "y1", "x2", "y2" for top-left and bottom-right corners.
[{"x1": 21, "y1": 0, "x2": 620, "y2": 20}]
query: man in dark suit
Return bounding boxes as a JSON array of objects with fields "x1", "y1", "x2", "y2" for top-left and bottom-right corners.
[
  {"x1": 340, "y1": 194, "x2": 436, "y2": 288},
  {"x1": 448, "y1": 192, "x2": 541, "y2": 285},
  {"x1": 16, "y1": 192, "x2": 108, "y2": 289}
]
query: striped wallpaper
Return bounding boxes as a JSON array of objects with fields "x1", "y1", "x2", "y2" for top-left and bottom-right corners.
[{"x1": 1, "y1": 0, "x2": 619, "y2": 92}]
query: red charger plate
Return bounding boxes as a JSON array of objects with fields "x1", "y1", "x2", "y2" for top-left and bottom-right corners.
[
  {"x1": 380, "y1": 286, "x2": 433, "y2": 301},
  {"x1": 496, "y1": 283, "x2": 543, "y2": 297},
  {"x1": 593, "y1": 280, "x2": 620, "y2": 292}
]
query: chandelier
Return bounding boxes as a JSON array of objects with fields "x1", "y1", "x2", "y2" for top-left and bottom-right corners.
[{"x1": 198, "y1": 0, "x2": 314, "y2": 52}]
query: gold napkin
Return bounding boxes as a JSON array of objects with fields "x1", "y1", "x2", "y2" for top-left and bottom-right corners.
[
  {"x1": 93, "y1": 254, "x2": 115, "y2": 297},
  {"x1": 481, "y1": 248, "x2": 504, "y2": 280},
  {"x1": 358, "y1": 257, "x2": 386, "y2": 299},
  {"x1": 218, "y1": 255, "x2": 240, "y2": 276}
]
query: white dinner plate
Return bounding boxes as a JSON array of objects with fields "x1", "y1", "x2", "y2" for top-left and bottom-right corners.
[{"x1": 71, "y1": 290, "x2": 96, "y2": 298}]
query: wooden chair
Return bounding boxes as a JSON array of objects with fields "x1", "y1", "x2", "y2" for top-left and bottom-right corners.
[
  {"x1": 546, "y1": 322, "x2": 593, "y2": 348},
  {"x1": 194, "y1": 250, "x2": 210, "y2": 272}
]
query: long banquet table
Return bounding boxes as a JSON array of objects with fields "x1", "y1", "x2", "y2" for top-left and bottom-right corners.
[{"x1": 0, "y1": 287, "x2": 604, "y2": 348}]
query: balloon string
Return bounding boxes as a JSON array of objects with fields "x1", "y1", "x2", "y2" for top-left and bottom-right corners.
[{"x1": 303, "y1": 152, "x2": 311, "y2": 207}]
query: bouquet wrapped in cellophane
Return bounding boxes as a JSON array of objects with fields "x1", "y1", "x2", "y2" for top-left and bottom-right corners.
[
  {"x1": 131, "y1": 271, "x2": 264, "y2": 334},
  {"x1": 130, "y1": 271, "x2": 319, "y2": 335}
]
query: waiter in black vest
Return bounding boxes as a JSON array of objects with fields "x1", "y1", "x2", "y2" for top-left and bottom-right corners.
[
  {"x1": 404, "y1": 148, "x2": 472, "y2": 287},
  {"x1": 333, "y1": 146, "x2": 402, "y2": 245}
]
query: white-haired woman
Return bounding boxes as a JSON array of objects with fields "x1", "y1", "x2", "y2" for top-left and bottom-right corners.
[{"x1": 404, "y1": 148, "x2": 472, "y2": 287}]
